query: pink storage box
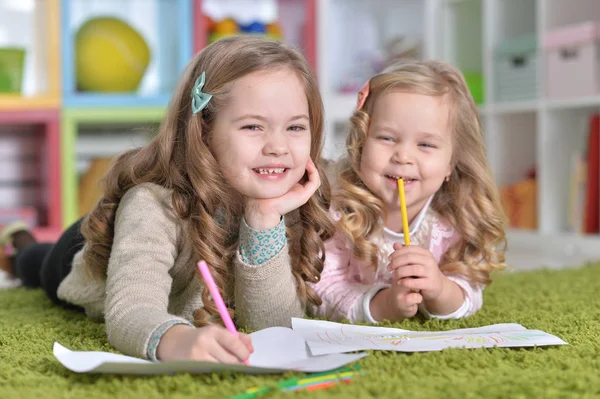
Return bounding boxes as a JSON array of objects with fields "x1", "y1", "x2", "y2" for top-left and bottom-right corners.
[{"x1": 543, "y1": 21, "x2": 600, "y2": 98}]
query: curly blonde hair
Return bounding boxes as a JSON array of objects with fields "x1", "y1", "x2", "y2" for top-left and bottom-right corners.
[
  {"x1": 335, "y1": 60, "x2": 507, "y2": 286},
  {"x1": 81, "y1": 36, "x2": 335, "y2": 327}
]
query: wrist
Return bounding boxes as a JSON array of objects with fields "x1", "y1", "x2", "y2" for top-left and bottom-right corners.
[
  {"x1": 423, "y1": 276, "x2": 463, "y2": 313},
  {"x1": 156, "y1": 324, "x2": 195, "y2": 361},
  {"x1": 244, "y1": 212, "x2": 282, "y2": 231},
  {"x1": 424, "y1": 274, "x2": 450, "y2": 302},
  {"x1": 370, "y1": 288, "x2": 393, "y2": 322}
]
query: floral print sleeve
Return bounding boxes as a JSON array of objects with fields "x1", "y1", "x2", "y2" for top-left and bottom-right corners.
[{"x1": 239, "y1": 217, "x2": 286, "y2": 266}]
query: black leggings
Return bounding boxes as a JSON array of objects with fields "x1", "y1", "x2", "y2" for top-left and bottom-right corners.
[{"x1": 14, "y1": 218, "x2": 86, "y2": 310}]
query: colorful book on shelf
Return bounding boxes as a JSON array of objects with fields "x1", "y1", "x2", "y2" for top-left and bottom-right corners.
[
  {"x1": 583, "y1": 114, "x2": 599, "y2": 234},
  {"x1": 568, "y1": 152, "x2": 587, "y2": 234}
]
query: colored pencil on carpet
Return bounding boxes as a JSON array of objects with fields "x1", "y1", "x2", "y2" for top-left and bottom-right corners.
[{"x1": 228, "y1": 366, "x2": 362, "y2": 398}]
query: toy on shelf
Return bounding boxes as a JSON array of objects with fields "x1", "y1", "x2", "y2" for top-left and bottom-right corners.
[
  {"x1": 202, "y1": 0, "x2": 283, "y2": 44},
  {"x1": 212, "y1": 17, "x2": 239, "y2": 36},
  {"x1": 0, "y1": 47, "x2": 26, "y2": 93},
  {"x1": 62, "y1": 0, "x2": 192, "y2": 107},
  {"x1": 500, "y1": 168, "x2": 537, "y2": 230},
  {"x1": 75, "y1": 17, "x2": 151, "y2": 92},
  {"x1": 208, "y1": 18, "x2": 283, "y2": 43}
]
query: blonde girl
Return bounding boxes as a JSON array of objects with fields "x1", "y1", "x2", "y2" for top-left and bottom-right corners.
[{"x1": 312, "y1": 60, "x2": 507, "y2": 323}]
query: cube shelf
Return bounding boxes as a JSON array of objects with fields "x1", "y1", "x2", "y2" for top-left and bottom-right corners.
[
  {"x1": 0, "y1": 0, "x2": 61, "y2": 110},
  {"x1": 0, "y1": 110, "x2": 61, "y2": 242},
  {"x1": 61, "y1": 107, "x2": 165, "y2": 226},
  {"x1": 61, "y1": 0, "x2": 192, "y2": 108},
  {"x1": 4, "y1": 0, "x2": 600, "y2": 269},
  {"x1": 318, "y1": 0, "x2": 600, "y2": 270}
]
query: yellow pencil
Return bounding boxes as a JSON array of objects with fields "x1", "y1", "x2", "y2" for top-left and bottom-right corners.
[{"x1": 397, "y1": 178, "x2": 410, "y2": 246}]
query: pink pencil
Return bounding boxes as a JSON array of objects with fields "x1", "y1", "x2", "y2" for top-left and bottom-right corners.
[{"x1": 197, "y1": 260, "x2": 249, "y2": 365}]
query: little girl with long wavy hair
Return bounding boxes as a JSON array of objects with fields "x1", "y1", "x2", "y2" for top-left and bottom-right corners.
[
  {"x1": 0, "y1": 36, "x2": 334, "y2": 363},
  {"x1": 311, "y1": 60, "x2": 507, "y2": 323}
]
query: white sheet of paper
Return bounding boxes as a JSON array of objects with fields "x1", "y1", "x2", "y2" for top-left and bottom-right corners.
[
  {"x1": 53, "y1": 326, "x2": 367, "y2": 375},
  {"x1": 291, "y1": 318, "x2": 568, "y2": 356}
]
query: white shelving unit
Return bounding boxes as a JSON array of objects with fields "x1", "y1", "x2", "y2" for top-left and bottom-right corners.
[{"x1": 316, "y1": 0, "x2": 600, "y2": 270}]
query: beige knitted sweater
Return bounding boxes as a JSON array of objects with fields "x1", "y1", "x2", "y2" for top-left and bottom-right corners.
[{"x1": 56, "y1": 183, "x2": 304, "y2": 359}]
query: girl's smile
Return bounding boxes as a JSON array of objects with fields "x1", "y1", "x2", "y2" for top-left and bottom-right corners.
[
  {"x1": 252, "y1": 166, "x2": 290, "y2": 181},
  {"x1": 384, "y1": 175, "x2": 419, "y2": 189}
]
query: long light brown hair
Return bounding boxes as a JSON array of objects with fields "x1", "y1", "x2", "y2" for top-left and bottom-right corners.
[
  {"x1": 81, "y1": 36, "x2": 335, "y2": 326},
  {"x1": 335, "y1": 60, "x2": 507, "y2": 286}
]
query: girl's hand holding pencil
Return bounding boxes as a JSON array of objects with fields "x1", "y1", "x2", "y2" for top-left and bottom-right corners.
[
  {"x1": 369, "y1": 178, "x2": 426, "y2": 322},
  {"x1": 387, "y1": 243, "x2": 445, "y2": 301},
  {"x1": 156, "y1": 261, "x2": 254, "y2": 363},
  {"x1": 370, "y1": 274, "x2": 423, "y2": 322},
  {"x1": 389, "y1": 177, "x2": 443, "y2": 306},
  {"x1": 156, "y1": 323, "x2": 253, "y2": 363},
  {"x1": 385, "y1": 177, "x2": 451, "y2": 312}
]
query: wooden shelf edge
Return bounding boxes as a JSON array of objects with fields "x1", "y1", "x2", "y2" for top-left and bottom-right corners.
[
  {"x1": 0, "y1": 109, "x2": 60, "y2": 123},
  {"x1": 62, "y1": 107, "x2": 166, "y2": 122},
  {"x1": 0, "y1": 96, "x2": 61, "y2": 110}
]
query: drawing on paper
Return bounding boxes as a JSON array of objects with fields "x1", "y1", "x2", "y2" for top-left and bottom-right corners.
[
  {"x1": 293, "y1": 318, "x2": 568, "y2": 356},
  {"x1": 315, "y1": 325, "x2": 410, "y2": 347},
  {"x1": 314, "y1": 325, "x2": 551, "y2": 348}
]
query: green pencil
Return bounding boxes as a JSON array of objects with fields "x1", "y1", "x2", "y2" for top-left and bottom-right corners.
[{"x1": 228, "y1": 365, "x2": 362, "y2": 399}]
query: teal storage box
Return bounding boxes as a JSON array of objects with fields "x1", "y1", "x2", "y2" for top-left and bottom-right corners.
[{"x1": 494, "y1": 34, "x2": 538, "y2": 102}]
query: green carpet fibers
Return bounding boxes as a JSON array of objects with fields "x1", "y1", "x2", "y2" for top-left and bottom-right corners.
[{"x1": 1, "y1": 264, "x2": 599, "y2": 399}]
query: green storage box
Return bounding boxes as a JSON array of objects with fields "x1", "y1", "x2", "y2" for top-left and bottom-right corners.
[
  {"x1": 463, "y1": 71, "x2": 485, "y2": 105},
  {"x1": 0, "y1": 47, "x2": 26, "y2": 93}
]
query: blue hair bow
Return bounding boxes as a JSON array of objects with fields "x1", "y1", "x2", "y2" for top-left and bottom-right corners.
[{"x1": 191, "y1": 71, "x2": 213, "y2": 114}]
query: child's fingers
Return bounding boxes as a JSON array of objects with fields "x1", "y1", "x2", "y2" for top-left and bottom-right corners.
[
  {"x1": 300, "y1": 159, "x2": 321, "y2": 196},
  {"x1": 398, "y1": 276, "x2": 424, "y2": 291},
  {"x1": 208, "y1": 343, "x2": 246, "y2": 364},
  {"x1": 394, "y1": 291, "x2": 422, "y2": 316},
  {"x1": 216, "y1": 332, "x2": 252, "y2": 363},
  {"x1": 306, "y1": 157, "x2": 317, "y2": 173},
  {"x1": 387, "y1": 245, "x2": 426, "y2": 262},
  {"x1": 287, "y1": 158, "x2": 321, "y2": 206},
  {"x1": 391, "y1": 285, "x2": 422, "y2": 305},
  {"x1": 239, "y1": 333, "x2": 254, "y2": 353},
  {"x1": 402, "y1": 303, "x2": 418, "y2": 316},
  {"x1": 393, "y1": 264, "x2": 424, "y2": 279},
  {"x1": 389, "y1": 253, "x2": 430, "y2": 272},
  {"x1": 405, "y1": 292, "x2": 423, "y2": 306}
]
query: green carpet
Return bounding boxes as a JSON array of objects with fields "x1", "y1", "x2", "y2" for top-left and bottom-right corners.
[{"x1": 1, "y1": 264, "x2": 599, "y2": 399}]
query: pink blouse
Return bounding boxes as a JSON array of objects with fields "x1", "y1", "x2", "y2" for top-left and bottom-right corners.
[{"x1": 310, "y1": 198, "x2": 483, "y2": 323}]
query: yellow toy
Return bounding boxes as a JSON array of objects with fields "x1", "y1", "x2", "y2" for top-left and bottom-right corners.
[
  {"x1": 266, "y1": 23, "x2": 283, "y2": 40},
  {"x1": 75, "y1": 17, "x2": 150, "y2": 92},
  {"x1": 213, "y1": 18, "x2": 239, "y2": 35}
]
